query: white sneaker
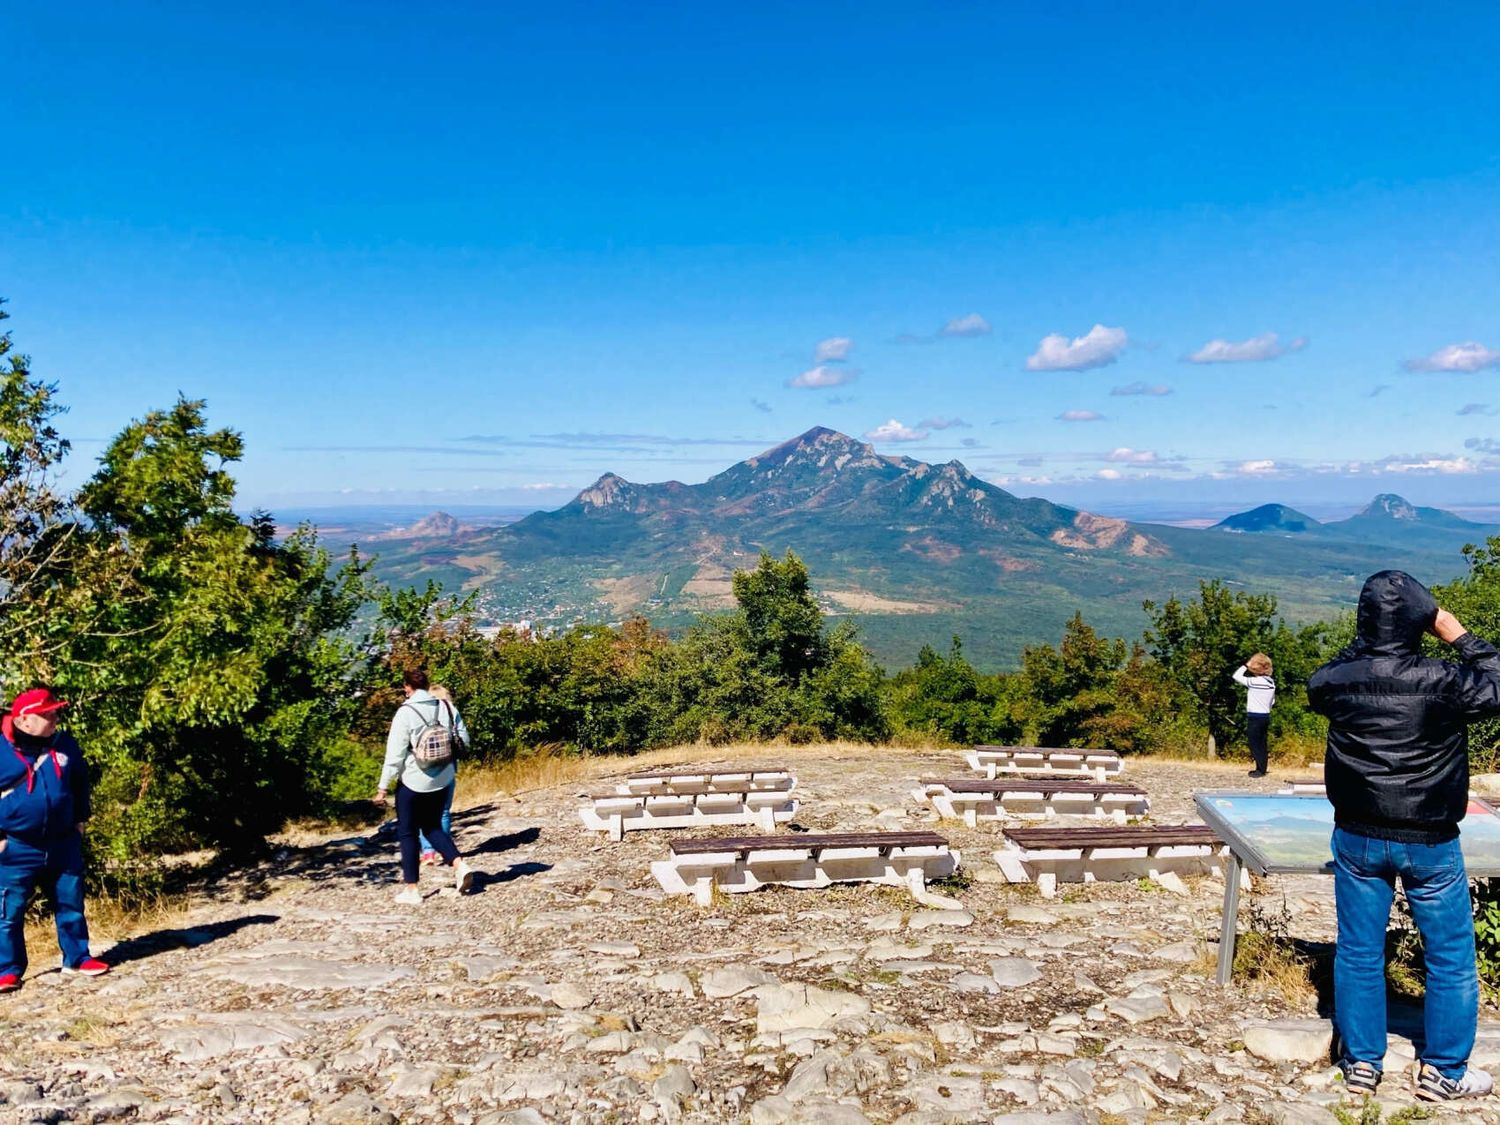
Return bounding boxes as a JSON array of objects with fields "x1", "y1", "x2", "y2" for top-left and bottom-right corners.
[
  {"x1": 454, "y1": 859, "x2": 473, "y2": 894},
  {"x1": 1417, "y1": 1062, "x2": 1494, "y2": 1101},
  {"x1": 395, "y1": 886, "x2": 422, "y2": 905}
]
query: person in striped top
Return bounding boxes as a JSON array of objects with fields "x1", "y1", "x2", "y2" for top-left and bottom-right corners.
[{"x1": 1232, "y1": 652, "x2": 1276, "y2": 778}]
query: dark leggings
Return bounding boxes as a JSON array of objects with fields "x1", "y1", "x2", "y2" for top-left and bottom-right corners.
[
  {"x1": 395, "y1": 782, "x2": 459, "y2": 883},
  {"x1": 1246, "y1": 713, "x2": 1270, "y2": 772}
]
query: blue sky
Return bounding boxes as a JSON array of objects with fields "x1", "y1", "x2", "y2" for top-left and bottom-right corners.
[{"x1": 4, "y1": 2, "x2": 1499, "y2": 518}]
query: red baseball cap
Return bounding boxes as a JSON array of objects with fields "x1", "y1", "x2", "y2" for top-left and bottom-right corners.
[{"x1": 9, "y1": 688, "x2": 68, "y2": 719}]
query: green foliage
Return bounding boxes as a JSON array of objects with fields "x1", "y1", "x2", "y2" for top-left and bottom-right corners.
[
  {"x1": 885, "y1": 637, "x2": 1019, "y2": 745},
  {"x1": 1473, "y1": 879, "x2": 1500, "y2": 1000},
  {"x1": 31, "y1": 397, "x2": 376, "y2": 886},
  {"x1": 0, "y1": 299, "x2": 83, "y2": 666},
  {"x1": 1434, "y1": 536, "x2": 1500, "y2": 769},
  {"x1": 1142, "y1": 579, "x2": 1331, "y2": 755},
  {"x1": 383, "y1": 551, "x2": 889, "y2": 757}
]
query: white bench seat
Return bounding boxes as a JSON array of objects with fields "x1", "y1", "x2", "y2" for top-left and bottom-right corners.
[
  {"x1": 913, "y1": 778, "x2": 1150, "y2": 826},
  {"x1": 965, "y1": 746, "x2": 1123, "y2": 782},
  {"x1": 651, "y1": 831, "x2": 963, "y2": 908},
  {"x1": 993, "y1": 824, "x2": 1230, "y2": 898},
  {"x1": 580, "y1": 787, "x2": 798, "y2": 841},
  {"x1": 615, "y1": 766, "x2": 796, "y2": 797}
]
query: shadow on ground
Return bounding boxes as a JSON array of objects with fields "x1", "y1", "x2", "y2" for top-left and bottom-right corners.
[{"x1": 98, "y1": 913, "x2": 280, "y2": 967}]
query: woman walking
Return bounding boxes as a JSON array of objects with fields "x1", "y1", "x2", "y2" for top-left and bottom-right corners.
[
  {"x1": 1232, "y1": 652, "x2": 1276, "y2": 778},
  {"x1": 376, "y1": 668, "x2": 473, "y2": 904}
]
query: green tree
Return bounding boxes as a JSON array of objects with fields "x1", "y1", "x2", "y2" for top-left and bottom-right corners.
[
  {"x1": 733, "y1": 551, "x2": 826, "y2": 682},
  {"x1": 0, "y1": 300, "x2": 90, "y2": 670},
  {"x1": 1435, "y1": 536, "x2": 1500, "y2": 768},
  {"x1": 42, "y1": 398, "x2": 375, "y2": 879},
  {"x1": 1143, "y1": 580, "x2": 1281, "y2": 753},
  {"x1": 1014, "y1": 613, "x2": 1127, "y2": 746}
]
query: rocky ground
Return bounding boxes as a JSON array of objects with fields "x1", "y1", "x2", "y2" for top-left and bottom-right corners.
[{"x1": 2, "y1": 748, "x2": 1499, "y2": 1124}]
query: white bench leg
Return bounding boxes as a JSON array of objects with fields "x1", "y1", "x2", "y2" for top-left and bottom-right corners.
[
  {"x1": 757, "y1": 805, "x2": 775, "y2": 832},
  {"x1": 1036, "y1": 872, "x2": 1058, "y2": 899},
  {"x1": 691, "y1": 876, "x2": 714, "y2": 907},
  {"x1": 905, "y1": 866, "x2": 963, "y2": 911},
  {"x1": 609, "y1": 813, "x2": 624, "y2": 843},
  {"x1": 1147, "y1": 867, "x2": 1189, "y2": 895},
  {"x1": 964, "y1": 808, "x2": 977, "y2": 829},
  {"x1": 1111, "y1": 808, "x2": 1127, "y2": 826}
]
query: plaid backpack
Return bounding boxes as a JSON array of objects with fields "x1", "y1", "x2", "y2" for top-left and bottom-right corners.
[{"x1": 404, "y1": 699, "x2": 456, "y2": 769}]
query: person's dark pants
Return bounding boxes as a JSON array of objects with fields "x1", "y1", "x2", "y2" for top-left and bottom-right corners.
[
  {"x1": 395, "y1": 782, "x2": 459, "y2": 884},
  {"x1": 0, "y1": 831, "x2": 92, "y2": 977},
  {"x1": 1246, "y1": 713, "x2": 1270, "y2": 772}
]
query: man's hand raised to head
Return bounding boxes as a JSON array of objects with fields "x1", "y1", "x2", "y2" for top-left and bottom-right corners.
[{"x1": 1432, "y1": 607, "x2": 1469, "y2": 645}]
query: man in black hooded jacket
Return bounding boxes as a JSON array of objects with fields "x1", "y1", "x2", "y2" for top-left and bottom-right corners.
[{"x1": 1309, "y1": 569, "x2": 1500, "y2": 1102}]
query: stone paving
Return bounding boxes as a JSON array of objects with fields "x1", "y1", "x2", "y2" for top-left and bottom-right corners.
[{"x1": 1, "y1": 749, "x2": 1498, "y2": 1122}]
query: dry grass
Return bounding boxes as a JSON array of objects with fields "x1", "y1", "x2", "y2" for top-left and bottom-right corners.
[
  {"x1": 24, "y1": 887, "x2": 197, "y2": 960},
  {"x1": 450, "y1": 739, "x2": 934, "y2": 808}
]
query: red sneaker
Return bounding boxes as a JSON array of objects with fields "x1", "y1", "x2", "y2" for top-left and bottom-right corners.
[
  {"x1": 0, "y1": 973, "x2": 20, "y2": 992},
  {"x1": 62, "y1": 958, "x2": 110, "y2": 977}
]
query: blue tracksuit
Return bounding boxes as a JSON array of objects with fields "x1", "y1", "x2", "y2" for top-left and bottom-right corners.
[{"x1": 0, "y1": 730, "x2": 93, "y2": 977}]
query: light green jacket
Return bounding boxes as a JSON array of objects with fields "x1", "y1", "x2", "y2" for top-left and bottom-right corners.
[{"x1": 379, "y1": 690, "x2": 464, "y2": 793}]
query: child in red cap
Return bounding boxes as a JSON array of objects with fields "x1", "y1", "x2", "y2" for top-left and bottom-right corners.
[{"x1": 0, "y1": 686, "x2": 109, "y2": 990}]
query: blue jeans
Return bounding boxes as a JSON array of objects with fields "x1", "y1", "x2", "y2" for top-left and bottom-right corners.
[
  {"x1": 1332, "y1": 826, "x2": 1477, "y2": 1078},
  {"x1": 0, "y1": 832, "x2": 93, "y2": 977},
  {"x1": 418, "y1": 780, "x2": 455, "y2": 854}
]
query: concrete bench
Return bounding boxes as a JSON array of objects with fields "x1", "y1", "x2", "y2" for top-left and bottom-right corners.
[
  {"x1": 651, "y1": 830, "x2": 963, "y2": 908},
  {"x1": 913, "y1": 778, "x2": 1150, "y2": 826},
  {"x1": 614, "y1": 765, "x2": 795, "y2": 797},
  {"x1": 1277, "y1": 777, "x2": 1326, "y2": 796},
  {"x1": 965, "y1": 745, "x2": 1123, "y2": 782},
  {"x1": 993, "y1": 824, "x2": 1228, "y2": 898},
  {"x1": 579, "y1": 786, "x2": 798, "y2": 841}
]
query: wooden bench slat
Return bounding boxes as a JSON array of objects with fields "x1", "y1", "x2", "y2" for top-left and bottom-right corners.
[
  {"x1": 626, "y1": 765, "x2": 791, "y2": 782},
  {"x1": 921, "y1": 779, "x2": 1145, "y2": 795},
  {"x1": 1003, "y1": 825, "x2": 1218, "y2": 849},
  {"x1": 670, "y1": 831, "x2": 948, "y2": 856}
]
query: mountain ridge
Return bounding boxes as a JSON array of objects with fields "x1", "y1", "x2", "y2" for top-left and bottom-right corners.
[{"x1": 351, "y1": 427, "x2": 1497, "y2": 667}]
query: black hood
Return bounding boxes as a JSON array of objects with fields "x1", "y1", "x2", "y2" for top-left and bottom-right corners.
[{"x1": 1355, "y1": 570, "x2": 1437, "y2": 656}]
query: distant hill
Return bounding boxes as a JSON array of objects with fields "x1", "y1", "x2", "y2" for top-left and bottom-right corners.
[
  {"x1": 371, "y1": 510, "x2": 474, "y2": 540},
  {"x1": 348, "y1": 429, "x2": 1497, "y2": 668},
  {"x1": 1213, "y1": 503, "x2": 1323, "y2": 536},
  {"x1": 1213, "y1": 493, "x2": 1495, "y2": 554}
]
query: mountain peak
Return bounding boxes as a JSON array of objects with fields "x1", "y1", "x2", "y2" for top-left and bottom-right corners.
[
  {"x1": 1214, "y1": 503, "x2": 1320, "y2": 535},
  {"x1": 575, "y1": 472, "x2": 636, "y2": 510},
  {"x1": 1360, "y1": 493, "x2": 1418, "y2": 521}
]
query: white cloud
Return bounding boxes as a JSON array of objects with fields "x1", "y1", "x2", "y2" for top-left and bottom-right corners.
[
  {"x1": 1404, "y1": 342, "x2": 1500, "y2": 373},
  {"x1": 1094, "y1": 468, "x2": 1123, "y2": 480},
  {"x1": 917, "y1": 416, "x2": 971, "y2": 429},
  {"x1": 1026, "y1": 324, "x2": 1128, "y2": 371},
  {"x1": 1234, "y1": 459, "x2": 1283, "y2": 476},
  {"x1": 864, "y1": 419, "x2": 930, "y2": 442},
  {"x1": 1458, "y1": 403, "x2": 1492, "y2": 416},
  {"x1": 1186, "y1": 332, "x2": 1307, "y2": 364},
  {"x1": 1104, "y1": 447, "x2": 1159, "y2": 464},
  {"x1": 750, "y1": 397, "x2": 773, "y2": 413},
  {"x1": 1111, "y1": 382, "x2": 1172, "y2": 397},
  {"x1": 814, "y1": 336, "x2": 854, "y2": 363},
  {"x1": 788, "y1": 365, "x2": 859, "y2": 389},
  {"x1": 1057, "y1": 409, "x2": 1105, "y2": 422},
  {"x1": 939, "y1": 313, "x2": 991, "y2": 338},
  {"x1": 519, "y1": 482, "x2": 574, "y2": 491},
  {"x1": 1372, "y1": 454, "x2": 1479, "y2": 475}
]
